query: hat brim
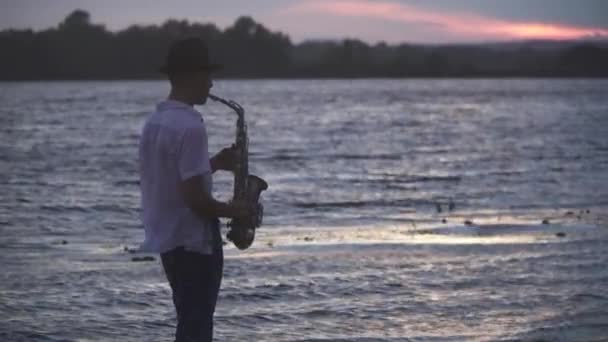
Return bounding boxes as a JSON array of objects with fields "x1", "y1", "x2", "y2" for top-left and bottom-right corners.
[{"x1": 158, "y1": 63, "x2": 224, "y2": 74}]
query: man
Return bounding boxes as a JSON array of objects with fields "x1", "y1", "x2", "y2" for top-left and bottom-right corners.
[{"x1": 138, "y1": 37, "x2": 254, "y2": 342}]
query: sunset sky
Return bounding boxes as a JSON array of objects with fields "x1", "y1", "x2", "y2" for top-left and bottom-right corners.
[{"x1": 2, "y1": 0, "x2": 608, "y2": 44}]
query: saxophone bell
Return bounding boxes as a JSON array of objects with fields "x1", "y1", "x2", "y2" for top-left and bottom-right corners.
[{"x1": 227, "y1": 175, "x2": 268, "y2": 250}]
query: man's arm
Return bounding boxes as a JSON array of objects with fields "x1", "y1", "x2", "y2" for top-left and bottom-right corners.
[
  {"x1": 177, "y1": 127, "x2": 249, "y2": 218},
  {"x1": 180, "y1": 174, "x2": 250, "y2": 219},
  {"x1": 209, "y1": 156, "x2": 222, "y2": 174},
  {"x1": 209, "y1": 145, "x2": 237, "y2": 174}
]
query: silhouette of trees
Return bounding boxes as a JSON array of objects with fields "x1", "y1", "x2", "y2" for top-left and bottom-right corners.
[
  {"x1": 218, "y1": 16, "x2": 291, "y2": 77},
  {"x1": 557, "y1": 44, "x2": 608, "y2": 76},
  {"x1": 1, "y1": 9, "x2": 607, "y2": 80}
]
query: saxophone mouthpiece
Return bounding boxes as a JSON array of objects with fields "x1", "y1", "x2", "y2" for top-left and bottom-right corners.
[{"x1": 208, "y1": 93, "x2": 244, "y2": 115}]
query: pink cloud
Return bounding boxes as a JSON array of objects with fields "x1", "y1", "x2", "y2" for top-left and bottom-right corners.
[{"x1": 279, "y1": 0, "x2": 608, "y2": 41}]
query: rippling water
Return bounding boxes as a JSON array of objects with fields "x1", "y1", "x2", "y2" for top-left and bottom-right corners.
[{"x1": 1, "y1": 79, "x2": 608, "y2": 341}]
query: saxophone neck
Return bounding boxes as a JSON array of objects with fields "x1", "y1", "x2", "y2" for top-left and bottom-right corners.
[{"x1": 209, "y1": 93, "x2": 244, "y2": 117}]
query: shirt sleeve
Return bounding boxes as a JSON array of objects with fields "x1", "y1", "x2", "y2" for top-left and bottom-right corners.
[{"x1": 177, "y1": 125, "x2": 211, "y2": 180}]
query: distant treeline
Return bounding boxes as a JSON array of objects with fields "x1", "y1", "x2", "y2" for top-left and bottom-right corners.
[{"x1": 1, "y1": 9, "x2": 608, "y2": 80}]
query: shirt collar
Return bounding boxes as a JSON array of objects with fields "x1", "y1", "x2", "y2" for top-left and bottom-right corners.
[{"x1": 156, "y1": 99, "x2": 200, "y2": 118}]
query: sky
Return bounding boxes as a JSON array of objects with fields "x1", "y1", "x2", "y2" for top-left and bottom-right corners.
[{"x1": 1, "y1": 0, "x2": 608, "y2": 44}]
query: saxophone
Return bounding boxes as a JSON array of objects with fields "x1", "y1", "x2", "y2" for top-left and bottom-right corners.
[{"x1": 209, "y1": 93, "x2": 268, "y2": 250}]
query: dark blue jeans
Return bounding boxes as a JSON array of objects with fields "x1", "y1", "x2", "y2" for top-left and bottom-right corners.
[{"x1": 161, "y1": 225, "x2": 223, "y2": 342}]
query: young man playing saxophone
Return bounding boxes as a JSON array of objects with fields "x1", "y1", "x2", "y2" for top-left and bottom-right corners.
[{"x1": 138, "y1": 37, "x2": 255, "y2": 342}]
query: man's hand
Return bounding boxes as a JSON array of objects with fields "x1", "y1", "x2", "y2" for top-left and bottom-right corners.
[
  {"x1": 229, "y1": 200, "x2": 258, "y2": 218},
  {"x1": 180, "y1": 175, "x2": 256, "y2": 219},
  {"x1": 211, "y1": 145, "x2": 238, "y2": 172}
]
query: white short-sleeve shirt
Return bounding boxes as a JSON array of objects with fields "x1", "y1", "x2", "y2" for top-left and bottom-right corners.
[{"x1": 138, "y1": 99, "x2": 216, "y2": 254}]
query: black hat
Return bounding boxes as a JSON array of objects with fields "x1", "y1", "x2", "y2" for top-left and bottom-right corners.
[{"x1": 158, "y1": 37, "x2": 223, "y2": 74}]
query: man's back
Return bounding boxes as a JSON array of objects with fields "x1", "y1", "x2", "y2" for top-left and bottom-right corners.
[{"x1": 138, "y1": 99, "x2": 214, "y2": 254}]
